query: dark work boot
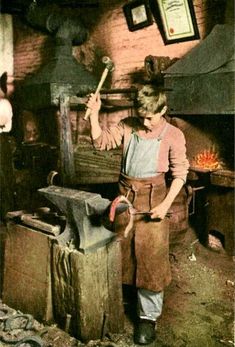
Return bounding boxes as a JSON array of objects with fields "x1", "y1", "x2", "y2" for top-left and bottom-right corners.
[{"x1": 134, "y1": 319, "x2": 156, "y2": 345}]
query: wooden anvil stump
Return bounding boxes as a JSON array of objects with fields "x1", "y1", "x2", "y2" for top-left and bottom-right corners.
[
  {"x1": 38, "y1": 186, "x2": 124, "y2": 341},
  {"x1": 52, "y1": 240, "x2": 124, "y2": 341}
]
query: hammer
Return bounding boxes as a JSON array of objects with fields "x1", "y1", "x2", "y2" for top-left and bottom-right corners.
[{"x1": 83, "y1": 56, "x2": 114, "y2": 120}]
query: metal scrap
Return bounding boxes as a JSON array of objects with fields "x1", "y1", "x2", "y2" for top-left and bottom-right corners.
[
  {"x1": 4, "y1": 313, "x2": 34, "y2": 331},
  {"x1": 15, "y1": 335, "x2": 44, "y2": 347}
]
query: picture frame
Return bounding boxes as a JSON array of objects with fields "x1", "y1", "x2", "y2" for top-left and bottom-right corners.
[
  {"x1": 150, "y1": 0, "x2": 200, "y2": 44},
  {"x1": 123, "y1": 0, "x2": 153, "y2": 32}
]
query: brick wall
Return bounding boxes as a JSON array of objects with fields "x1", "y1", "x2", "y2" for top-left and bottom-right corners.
[
  {"x1": 13, "y1": 0, "x2": 225, "y2": 87},
  {"x1": 89, "y1": 0, "x2": 226, "y2": 87},
  {"x1": 13, "y1": 18, "x2": 54, "y2": 80}
]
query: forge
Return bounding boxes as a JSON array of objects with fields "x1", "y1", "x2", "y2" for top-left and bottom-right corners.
[{"x1": 163, "y1": 22, "x2": 234, "y2": 255}]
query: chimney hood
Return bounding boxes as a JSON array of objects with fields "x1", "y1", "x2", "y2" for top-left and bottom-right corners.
[
  {"x1": 164, "y1": 24, "x2": 235, "y2": 115},
  {"x1": 22, "y1": 3, "x2": 97, "y2": 110}
]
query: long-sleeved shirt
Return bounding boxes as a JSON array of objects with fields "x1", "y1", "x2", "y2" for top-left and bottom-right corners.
[{"x1": 93, "y1": 116, "x2": 189, "y2": 182}]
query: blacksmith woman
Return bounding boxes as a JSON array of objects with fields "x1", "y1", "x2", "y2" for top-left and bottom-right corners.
[{"x1": 87, "y1": 84, "x2": 189, "y2": 345}]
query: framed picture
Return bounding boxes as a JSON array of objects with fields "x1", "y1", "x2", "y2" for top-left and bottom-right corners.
[
  {"x1": 123, "y1": 0, "x2": 153, "y2": 32},
  {"x1": 150, "y1": 0, "x2": 200, "y2": 44}
]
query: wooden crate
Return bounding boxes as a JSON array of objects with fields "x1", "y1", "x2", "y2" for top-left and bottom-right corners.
[
  {"x1": 74, "y1": 144, "x2": 122, "y2": 184},
  {"x1": 3, "y1": 222, "x2": 54, "y2": 322}
]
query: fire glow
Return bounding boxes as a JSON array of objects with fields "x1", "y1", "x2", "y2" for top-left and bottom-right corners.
[{"x1": 193, "y1": 148, "x2": 223, "y2": 170}]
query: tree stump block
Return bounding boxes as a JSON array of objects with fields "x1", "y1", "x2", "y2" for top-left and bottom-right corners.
[{"x1": 52, "y1": 240, "x2": 124, "y2": 342}]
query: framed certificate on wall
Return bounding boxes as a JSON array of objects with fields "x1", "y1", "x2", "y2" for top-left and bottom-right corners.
[
  {"x1": 150, "y1": 0, "x2": 200, "y2": 44},
  {"x1": 123, "y1": 0, "x2": 153, "y2": 32}
]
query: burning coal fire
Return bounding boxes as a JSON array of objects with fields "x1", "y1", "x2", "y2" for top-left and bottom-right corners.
[{"x1": 192, "y1": 148, "x2": 223, "y2": 170}]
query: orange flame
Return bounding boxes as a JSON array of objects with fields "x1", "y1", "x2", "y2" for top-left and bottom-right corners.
[{"x1": 193, "y1": 148, "x2": 222, "y2": 170}]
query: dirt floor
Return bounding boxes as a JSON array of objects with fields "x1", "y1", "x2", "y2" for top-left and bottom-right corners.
[{"x1": 0, "y1": 227, "x2": 234, "y2": 347}]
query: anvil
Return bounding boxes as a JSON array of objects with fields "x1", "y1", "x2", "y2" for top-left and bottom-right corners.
[{"x1": 38, "y1": 185, "x2": 114, "y2": 253}]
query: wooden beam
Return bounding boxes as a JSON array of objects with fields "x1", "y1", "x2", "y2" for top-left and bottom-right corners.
[{"x1": 58, "y1": 95, "x2": 76, "y2": 186}]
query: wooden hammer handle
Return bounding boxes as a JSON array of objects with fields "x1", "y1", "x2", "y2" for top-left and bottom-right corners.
[{"x1": 83, "y1": 67, "x2": 109, "y2": 120}]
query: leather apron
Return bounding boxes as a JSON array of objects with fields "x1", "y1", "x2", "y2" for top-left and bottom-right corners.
[{"x1": 114, "y1": 126, "x2": 172, "y2": 292}]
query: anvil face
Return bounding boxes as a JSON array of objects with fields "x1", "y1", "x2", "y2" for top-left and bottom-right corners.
[{"x1": 38, "y1": 186, "x2": 114, "y2": 253}]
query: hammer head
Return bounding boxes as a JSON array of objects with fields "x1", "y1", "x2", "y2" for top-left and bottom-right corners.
[{"x1": 102, "y1": 56, "x2": 115, "y2": 72}]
